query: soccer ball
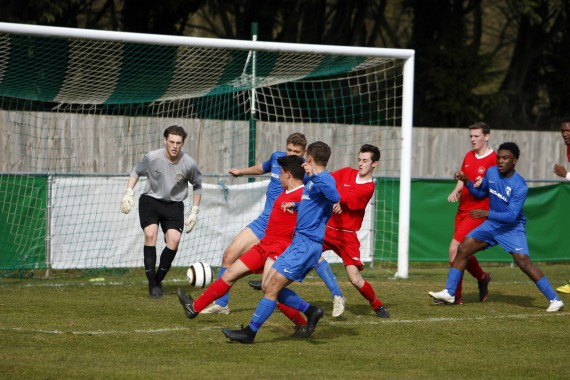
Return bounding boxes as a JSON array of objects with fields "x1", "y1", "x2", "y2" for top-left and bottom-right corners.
[{"x1": 186, "y1": 262, "x2": 214, "y2": 288}]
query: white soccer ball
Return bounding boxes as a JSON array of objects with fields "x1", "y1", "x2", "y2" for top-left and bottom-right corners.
[{"x1": 186, "y1": 262, "x2": 214, "y2": 288}]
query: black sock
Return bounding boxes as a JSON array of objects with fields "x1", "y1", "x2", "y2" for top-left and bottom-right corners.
[
  {"x1": 143, "y1": 246, "x2": 157, "y2": 289},
  {"x1": 155, "y1": 247, "x2": 177, "y2": 286}
]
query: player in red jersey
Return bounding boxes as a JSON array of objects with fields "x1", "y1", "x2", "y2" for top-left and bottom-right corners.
[
  {"x1": 442, "y1": 122, "x2": 495, "y2": 305},
  {"x1": 176, "y1": 154, "x2": 307, "y2": 332},
  {"x1": 320, "y1": 144, "x2": 389, "y2": 318}
]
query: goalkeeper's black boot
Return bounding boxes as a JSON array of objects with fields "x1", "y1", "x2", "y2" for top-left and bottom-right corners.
[
  {"x1": 149, "y1": 285, "x2": 164, "y2": 299},
  {"x1": 304, "y1": 305, "x2": 324, "y2": 338},
  {"x1": 248, "y1": 280, "x2": 262, "y2": 290},
  {"x1": 222, "y1": 325, "x2": 256, "y2": 344},
  {"x1": 177, "y1": 288, "x2": 198, "y2": 319}
]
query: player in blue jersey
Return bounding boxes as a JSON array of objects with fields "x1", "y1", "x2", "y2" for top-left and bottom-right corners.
[
  {"x1": 429, "y1": 142, "x2": 564, "y2": 312},
  {"x1": 222, "y1": 141, "x2": 340, "y2": 343},
  {"x1": 202, "y1": 133, "x2": 341, "y2": 315}
]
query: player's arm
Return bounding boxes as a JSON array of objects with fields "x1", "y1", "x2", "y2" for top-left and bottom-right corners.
[
  {"x1": 310, "y1": 173, "x2": 340, "y2": 203},
  {"x1": 120, "y1": 176, "x2": 138, "y2": 214},
  {"x1": 185, "y1": 164, "x2": 203, "y2": 233},
  {"x1": 448, "y1": 180, "x2": 463, "y2": 202},
  {"x1": 229, "y1": 163, "x2": 264, "y2": 177},
  {"x1": 456, "y1": 170, "x2": 488, "y2": 199},
  {"x1": 340, "y1": 185, "x2": 374, "y2": 211},
  {"x1": 487, "y1": 186, "x2": 527, "y2": 224}
]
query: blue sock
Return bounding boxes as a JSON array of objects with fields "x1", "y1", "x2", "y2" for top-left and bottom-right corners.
[
  {"x1": 215, "y1": 267, "x2": 229, "y2": 307},
  {"x1": 315, "y1": 260, "x2": 343, "y2": 298},
  {"x1": 277, "y1": 288, "x2": 309, "y2": 312},
  {"x1": 536, "y1": 276, "x2": 559, "y2": 301},
  {"x1": 248, "y1": 297, "x2": 276, "y2": 332},
  {"x1": 445, "y1": 267, "x2": 463, "y2": 296}
]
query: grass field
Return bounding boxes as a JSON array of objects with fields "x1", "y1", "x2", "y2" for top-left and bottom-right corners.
[{"x1": 1, "y1": 262, "x2": 569, "y2": 379}]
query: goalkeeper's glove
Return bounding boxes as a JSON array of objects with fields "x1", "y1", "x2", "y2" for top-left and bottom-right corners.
[
  {"x1": 120, "y1": 188, "x2": 135, "y2": 214},
  {"x1": 185, "y1": 205, "x2": 199, "y2": 233}
]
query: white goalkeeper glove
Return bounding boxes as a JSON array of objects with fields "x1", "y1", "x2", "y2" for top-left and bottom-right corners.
[
  {"x1": 185, "y1": 205, "x2": 199, "y2": 233},
  {"x1": 120, "y1": 188, "x2": 135, "y2": 214}
]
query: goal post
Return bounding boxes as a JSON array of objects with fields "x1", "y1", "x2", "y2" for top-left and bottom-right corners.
[{"x1": 0, "y1": 22, "x2": 413, "y2": 278}]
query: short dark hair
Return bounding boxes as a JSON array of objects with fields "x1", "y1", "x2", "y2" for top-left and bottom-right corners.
[
  {"x1": 560, "y1": 116, "x2": 570, "y2": 124},
  {"x1": 164, "y1": 125, "x2": 188, "y2": 142},
  {"x1": 360, "y1": 144, "x2": 380, "y2": 162},
  {"x1": 277, "y1": 155, "x2": 305, "y2": 180},
  {"x1": 306, "y1": 141, "x2": 331, "y2": 166},
  {"x1": 498, "y1": 142, "x2": 520, "y2": 159},
  {"x1": 469, "y1": 122, "x2": 490, "y2": 135},
  {"x1": 286, "y1": 132, "x2": 307, "y2": 149}
]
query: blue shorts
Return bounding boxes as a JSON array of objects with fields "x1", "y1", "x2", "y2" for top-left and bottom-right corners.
[
  {"x1": 467, "y1": 220, "x2": 529, "y2": 255},
  {"x1": 272, "y1": 234, "x2": 322, "y2": 282},
  {"x1": 247, "y1": 213, "x2": 270, "y2": 240}
]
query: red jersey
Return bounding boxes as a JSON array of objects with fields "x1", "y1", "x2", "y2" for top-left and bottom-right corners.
[
  {"x1": 567, "y1": 145, "x2": 570, "y2": 162},
  {"x1": 458, "y1": 149, "x2": 496, "y2": 211},
  {"x1": 328, "y1": 167, "x2": 375, "y2": 232},
  {"x1": 261, "y1": 185, "x2": 304, "y2": 244}
]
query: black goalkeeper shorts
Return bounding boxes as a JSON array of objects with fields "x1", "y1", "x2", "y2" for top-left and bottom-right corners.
[{"x1": 138, "y1": 194, "x2": 184, "y2": 233}]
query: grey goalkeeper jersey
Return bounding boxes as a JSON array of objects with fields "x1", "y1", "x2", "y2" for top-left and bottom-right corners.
[{"x1": 131, "y1": 148, "x2": 202, "y2": 202}]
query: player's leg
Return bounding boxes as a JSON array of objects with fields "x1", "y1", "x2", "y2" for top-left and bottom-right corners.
[
  {"x1": 345, "y1": 265, "x2": 390, "y2": 318},
  {"x1": 459, "y1": 214, "x2": 492, "y2": 301},
  {"x1": 512, "y1": 253, "x2": 563, "y2": 312},
  {"x1": 142, "y1": 223, "x2": 161, "y2": 298},
  {"x1": 447, "y1": 238, "x2": 464, "y2": 304},
  {"x1": 315, "y1": 256, "x2": 344, "y2": 315},
  {"x1": 203, "y1": 227, "x2": 260, "y2": 313},
  {"x1": 154, "y1": 201, "x2": 184, "y2": 291},
  {"x1": 429, "y1": 236, "x2": 488, "y2": 304}
]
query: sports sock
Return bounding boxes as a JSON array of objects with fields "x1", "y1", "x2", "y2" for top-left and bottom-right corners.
[
  {"x1": 248, "y1": 297, "x2": 276, "y2": 332},
  {"x1": 277, "y1": 287, "x2": 309, "y2": 312},
  {"x1": 535, "y1": 276, "x2": 560, "y2": 301},
  {"x1": 450, "y1": 261, "x2": 464, "y2": 299},
  {"x1": 465, "y1": 255, "x2": 485, "y2": 280},
  {"x1": 194, "y1": 279, "x2": 231, "y2": 312},
  {"x1": 155, "y1": 247, "x2": 177, "y2": 285},
  {"x1": 143, "y1": 246, "x2": 157, "y2": 288},
  {"x1": 277, "y1": 303, "x2": 307, "y2": 326},
  {"x1": 445, "y1": 267, "x2": 463, "y2": 296},
  {"x1": 214, "y1": 267, "x2": 229, "y2": 307},
  {"x1": 358, "y1": 280, "x2": 382, "y2": 310},
  {"x1": 315, "y1": 260, "x2": 343, "y2": 298}
]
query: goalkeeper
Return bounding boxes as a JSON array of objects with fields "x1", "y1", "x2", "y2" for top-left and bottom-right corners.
[{"x1": 121, "y1": 125, "x2": 202, "y2": 299}]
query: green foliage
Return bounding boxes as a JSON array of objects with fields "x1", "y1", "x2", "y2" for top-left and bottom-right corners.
[{"x1": 1, "y1": 264, "x2": 568, "y2": 378}]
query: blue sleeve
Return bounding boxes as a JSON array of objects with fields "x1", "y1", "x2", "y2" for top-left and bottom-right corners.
[
  {"x1": 261, "y1": 152, "x2": 277, "y2": 173},
  {"x1": 488, "y1": 186, "x2": 527, "y2": 224},
  {"x1": 465, "y1": 176, "x2": 489, "y2": 199},
  {"x1": 309, "y1": 172, "x2": 340, "y2": 203}
]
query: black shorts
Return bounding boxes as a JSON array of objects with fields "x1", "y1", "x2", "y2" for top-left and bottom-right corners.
[{"x1": 138, "y1": 194, "x2": 184, "y2": 233}]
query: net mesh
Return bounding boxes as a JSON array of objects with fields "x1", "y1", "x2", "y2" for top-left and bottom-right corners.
[{"x1": 0, "y1": 29, "x2": 406, "y2": 277}]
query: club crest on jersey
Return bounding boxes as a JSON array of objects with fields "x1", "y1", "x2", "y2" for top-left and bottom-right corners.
[
  {"x1": 175, "y1": 172, "x2": 185, "y2": 183},
  {"x1": 477, "y1": 166, "x2": 486, "y2": 175},
  {"x1": 506, "y1": 186, "x2": 511, "y2": 197},
  {"x1": 307, "y1": 181, "x2": 313, "y2": 191}
]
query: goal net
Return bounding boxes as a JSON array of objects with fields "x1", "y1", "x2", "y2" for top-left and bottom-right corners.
[{"x1": 0, "y1": 23, "x2": 414, "y2": 278}]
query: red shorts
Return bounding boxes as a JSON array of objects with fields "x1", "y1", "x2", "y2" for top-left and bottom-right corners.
[
  {"x1": 322, "y1": 226, "x2": 363, "y2": 270},
  {"x1": 453, "y1": 210, "x2": 486, "y2": 242},
  {"x1": 239, "y1": 239, "x2": 289, "y2": 274}
]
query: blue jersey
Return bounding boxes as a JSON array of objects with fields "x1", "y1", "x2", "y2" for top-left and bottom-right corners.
[
  {"x1": 466, "y1": 166, "x2": 527, "y2": 227},
  {"x1": 260, "y1": 151, "x2": 287, "y2": 219},
  {"x1": 294, "y1": 170, "x2": 340, "y2": 243}
]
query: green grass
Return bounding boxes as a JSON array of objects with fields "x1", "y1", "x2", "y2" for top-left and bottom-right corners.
[{"x1": 1, "y1": 263, "x2": 569, "y2": 379}]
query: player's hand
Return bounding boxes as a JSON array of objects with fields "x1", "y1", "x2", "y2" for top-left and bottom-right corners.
[
  {"x1": 554, "y1": 164, "x2": 568, "y2": 178},
  {"x1": 120, "y1": 188, "x2": 135, "y2": 214},
  {"x1": 185, "y1": 206, "x2": 199, "y2": 233},
  {"x1": 447, "y1": 191, "x2": 460, "y2": 203},
  {"x1": 302, "y1": 162, "x2": 313, "y2": 177},
  {"x1": 473, "y1": 176, "x2": 483, "y2": 188},
  {"x1": 454, "y1": 170, "x2": 467, "y2": 183},
  {"x1": 333, "y1": 202, "x2": 342, "y2": 213},
  {"x1": 229, "y1": 168, "x2": 241, "y2": 177},
  {"x1": 469, "y1": 209, "x2": 488, "y2": 219},
  {"x1": 281, "y1": 202, "x2": 296, "y2": 214}
]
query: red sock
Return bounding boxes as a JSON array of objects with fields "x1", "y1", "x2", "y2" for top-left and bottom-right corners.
[
  {"x1": 194, "y1": 279, "x2": 231, "y2": 312},
  {"x1": 451, "y1": 261, "x2": 464, "y2": 299},
  {"x1": 465, "y1": 255, "x2": 485, "y2": 281},
  {"x1": 277, "y1": 303, "x2": 307, "y2": 326},
  {"x1": 359, "y1": 281, "x2": 382, "y2": 310}
]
